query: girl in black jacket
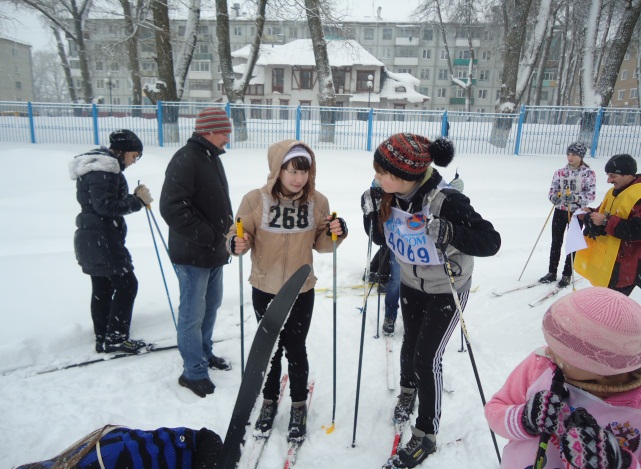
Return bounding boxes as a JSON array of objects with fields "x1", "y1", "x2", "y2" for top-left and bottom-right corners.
[
  {"x1": 362, "y1": 133, "x2": 501, "y2": 469},
  {"x1": 69, "y1": 129, "x2": 152, "y2": 354}
]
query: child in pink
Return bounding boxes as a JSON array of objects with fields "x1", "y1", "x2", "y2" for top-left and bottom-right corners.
[{"x1": 485, "y1": 287, "x2": 641, "y2": 468}]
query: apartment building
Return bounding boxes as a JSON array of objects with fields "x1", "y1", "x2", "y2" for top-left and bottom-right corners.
[
  {"x1": 68, "y1": 13, "x2": 560, "y2": 112},
  {"x1": 0, "y1": 37, "x2": 34, "y2": 102}
]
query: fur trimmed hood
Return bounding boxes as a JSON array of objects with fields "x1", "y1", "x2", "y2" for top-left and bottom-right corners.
[{"x1": 69, "y1": 147, "x2": 121, "y2": 180}]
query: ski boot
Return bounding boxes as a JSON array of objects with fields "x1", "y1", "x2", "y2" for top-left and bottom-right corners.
[
  {"x1": 393, "y1": 387, "x2": 417, "y2": 424},
  {"x1": 254, "y1": 400, "x2": 278, "y2": 436},
  {"x1": 287, "y1": 402, "x2": 307, "y2": 443},
  {"x1": 384, "y1": 426, "x2": 437, "y2": 468},
  {"x1": 538, "y1": 272, "x2": 556, "y2": 283}
]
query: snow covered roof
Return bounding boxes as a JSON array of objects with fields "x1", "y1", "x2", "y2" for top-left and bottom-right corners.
[
  {"x1": 232, "y1": 63, "x2": 265, "y2": 85},
  {"x1": 379, "y1": 70, "x2": 429, "y2": 103},
  {"x1": 232, "y1": 39, "x2": 384, "y2": 67}
]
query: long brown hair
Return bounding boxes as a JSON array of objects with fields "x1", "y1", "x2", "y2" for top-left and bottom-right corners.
[
  {"x1": 272, "y1": 156, "x2": 312, "y2": 205},
  {"x1": 373, "y1": 161, "x2": 395, "y2": 233}
]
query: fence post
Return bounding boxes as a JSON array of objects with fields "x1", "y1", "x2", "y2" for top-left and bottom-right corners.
[
  {"x1": 92, "y1": 104, "x2": 99, "y2": 145},
  {"x1": 366, "y1": 108, "x2": 374, "y2": 151},
  {"x1": 514, "y1": 104, "x2": 526, "y2": 155},
  {"x1": 27, "y1": 102, "x2": 36, "y2": 144},
  {"x1": 441, "y1": 110, "x2": 448, "y2": 137},
  {"x1": 590, "y1": 107, "x2": 604, "y2": 158},
  {"x1": 157, "y1": 101, "x2": 164, "y2": 147},
  {"x1": 296, "y1": 105, "x2": 301, "y2": 141}
]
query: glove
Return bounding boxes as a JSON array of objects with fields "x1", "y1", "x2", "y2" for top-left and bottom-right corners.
[
  {"x1": 562, "y1": 192, "x2": 577, "y2": 205},
  {"x1": 361, "y1": 187, "x2": 382, "y2": 216},
  {"x1": 426, "y1": 217, "x2": 454, "y2": 246},
  {"x1": 521, "y1": 389, "x2": 570, "y2": 436},
  {"x1": 551, "y1": 193, "x2": 562, "y2": 205},
  {"x1": 583, "y1": 216, "x2": 606, "y2": 240},
  {"x1": 134, "y1": 184, "x2": 153, "y2": 205},
  {"x1": 326, "y1": 217, "x2": 348, "y2": 237},
  {"x1": 560, "y1": 407, "x2": 632, "y2": 469}
]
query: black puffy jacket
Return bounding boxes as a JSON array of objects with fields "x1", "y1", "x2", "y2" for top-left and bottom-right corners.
[
  {"x1": 159, "y1": 133, "x2": 233, "y2": 268},
  {"x1": 69, "y1": 147, "x2": 143, "y2": 276}
]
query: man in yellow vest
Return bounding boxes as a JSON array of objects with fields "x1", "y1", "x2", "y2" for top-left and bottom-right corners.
[{"x1": 575, "y1": 154, "x2": 641, "y2": 296}]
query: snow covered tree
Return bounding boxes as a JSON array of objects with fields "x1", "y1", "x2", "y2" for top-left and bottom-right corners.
[
  {"x1": 16, "y1": 0, "x2": 95, "y2": 103},
  {"x1": 216, "y1": 0, "x2": 267, "y2": 141},
  {"x1": 33, "y1": 50, "x2": 69, "y2": 102}
]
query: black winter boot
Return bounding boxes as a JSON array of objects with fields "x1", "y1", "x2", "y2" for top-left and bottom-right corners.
[
  {"x1": 539, "y1": 272, "x2": 557, "y2": 283},
  {"x1": 557, "y1": 275, "x2": 571, "y2": 288},
  {"x1": 255, "y1": 400, "x2": 278, "y2": 436},
  {"x1": 393, "y1": 387, "x2": 417, "y2": 424},
  {"x1": 388, "y1": 426, "x2": 437, "y2": 468},
  {"x1": 287, "y1": 402, "x2": 307, "y2": 442}
]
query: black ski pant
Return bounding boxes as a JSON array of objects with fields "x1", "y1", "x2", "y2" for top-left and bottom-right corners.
[
  {"x1": 90, "y1": 271, "x2": 138, "y2": 344},
  {"x1": 548, "y1": 208, "x2": 574, "y2": 277},
  {"x1": 399, "y1": 284, "x2": 469, "y2": 435},
  {"x1": 252, "y1": 287, "x2": 314, "y2": 403}
]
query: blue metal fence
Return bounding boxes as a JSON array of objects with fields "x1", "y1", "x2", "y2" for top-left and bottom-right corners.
[{"x1": 2, "y1": 100, "x2": 641, "y2": 156}]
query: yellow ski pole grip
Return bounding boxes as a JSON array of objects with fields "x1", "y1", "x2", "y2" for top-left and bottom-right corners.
[
  {"x1": 330, "y1": 212, "x2": 338, "y2": 241},
  {"x1": 236, "y1": 217, "x2": 244, "y2": 239}
]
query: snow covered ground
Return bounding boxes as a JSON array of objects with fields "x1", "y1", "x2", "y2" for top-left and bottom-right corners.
[{"x1": 1, "y1": 141, "x2": 638, "y2": 468}]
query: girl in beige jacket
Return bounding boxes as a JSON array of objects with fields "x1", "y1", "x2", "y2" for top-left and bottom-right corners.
[{"x1": 227, "y1": 139, "x2": 347, "y2": 443}]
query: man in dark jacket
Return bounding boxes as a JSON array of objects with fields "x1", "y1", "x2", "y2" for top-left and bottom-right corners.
[{"x1": 160, "y1": 107, "x2": 234, "y2": 398}]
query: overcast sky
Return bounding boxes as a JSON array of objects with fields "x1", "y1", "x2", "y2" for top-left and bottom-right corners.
[{"x1": 0, "y1": 0, "x2": 420, "y2": 53}]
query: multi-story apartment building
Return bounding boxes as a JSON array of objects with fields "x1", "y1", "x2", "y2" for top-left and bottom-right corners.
[
  {"x1": 68, "y1": 12, "x2": 562, "y2": 112},
  {"x1": 610, "y1": 44, "x2": 640, "y2": 113},
  {"x1": 0, "y1": 37, "x2": 34, "y2": 102}
]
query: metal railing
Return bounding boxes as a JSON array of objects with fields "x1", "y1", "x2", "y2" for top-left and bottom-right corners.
[{"x1": 1, "y1": 100, "x2": 640, "y2": 157}]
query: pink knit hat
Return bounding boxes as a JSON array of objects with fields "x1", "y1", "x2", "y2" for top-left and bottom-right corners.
[
  {"x1": 195, "y1": 107, "x2": 232, "y2": 135},
  {"x1": 542, "y1": 287, "x2": 641, "y2": 376}
]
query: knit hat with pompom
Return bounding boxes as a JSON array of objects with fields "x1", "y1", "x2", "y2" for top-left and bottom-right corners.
[
  {"x1": 542, "y1": 287, "x2": 641, "y2": 376},
  {"x1": 373, "y1": 133, "x2": 454, "y2": 181}
]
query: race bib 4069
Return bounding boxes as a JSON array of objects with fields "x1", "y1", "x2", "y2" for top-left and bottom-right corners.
[{"x1": 383, "y1": 207, "x2": 442, "y2": 265}]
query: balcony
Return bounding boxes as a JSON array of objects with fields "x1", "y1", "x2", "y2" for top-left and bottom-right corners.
[
  {"x1": 395, "y1": 37, "x2": 417, "y2": 46},
  {"x1": 393, "y1": 57, "x2": 419, "y2": 66},
  {"x1": 193, "y1": 53, "x2": 212, "y2": 61},
  {"x1": 453, "y1": 58, "x2": 478, "y2": 66},
  {"x1": 452, "y1": 78, "x2": 476, "y2": 85},
  {"x1": 450, "y1": 97, "x2": 474, "y2": 105}
]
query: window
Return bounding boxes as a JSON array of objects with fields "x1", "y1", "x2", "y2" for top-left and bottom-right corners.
[
  {"x1": 113, "y1": 97, "x2": 121, "y2": 105},
  {"x1": 196, "y1": 43, "x2": 209, "y2": 54},
  {"x1": 422, "y1": 49, "x2": 431, "y2": 59},
  {"x1": 423, "y1": 29, "x2": 433, "y2": 41},
  {"x1": 456, "y1": 69, "x2": 468, "y2": 78},
  {"x1": 419, "y1": 86, "x2": 429, "y2": 95},
  {"x1": 248, "y1": 84, "x2": 264, "y2": 95},
  {"x1": 96, "y1": 79, "x2": 105, "y2": 89},
  {"x1": 455, "y1": 88, "x2": 465, "y2": 98},
  {"x1": 383, "y1": 28, "x2": 392, "y2": 40},
  {"x1": 300, "y1": 69, "x2": 314, "y2": 89},
  {"x1": 397, "y1": 68, "x2": 412, "y2": 74},
  {"x1": 420, "y1": 69, "x2": 430, "y2": 79},
  {"x1": 438, "y1": 69, "x2": 448, "y2": 80},
  {"x1": 234, "y1": 26, "x2": 243, "y2": 37},
  {"x1": 457, "y1": 50, "x2": 471, "y2": 59},
  {"x1": 110, "y1": 62, "x2": 120, "y2": 72},
  {"x1": 268, "y1": 26, "x2": 282, "y2": 36},
  {"x1": 198, "y1": 26, "x2": 209, "y2": 35},
  {"x1": 190, "y1": 61, "x2": 210, "y2": 72},
  {"x1": 440, "y1": 50, "x2": 448, "y2": 60},
  {"x1": 251, "y1": 99, "x2": 262, "y2": 119},
  {"x1": 437, "y1": 88, "x2": 447, "y2": 98},
  {"x1": 478, "y1": 89, "x2": 487, "y2": 99},
  {"x1": 95, "y1": 61, "x2": 103, "y2": 71},
  {"x1": 543, "y1": 71, "x2": 556, "y2": 80},
  {"x1": 189, "y1": 80, "x2": 212, "y2": 91},
  {"x1": 356, "y1": 71, "x2": 375, "y2": 91},
  {"x1": 479, "y1": 70, "x2": 490, "y2": 81},
  {"x1": 621, "y1": 70, "x2": 629, "y2": 80},
  {"x1": 280, "y1": 99, "x2": 289, "y2": 120},
  {"x1": 289, "y1": 27, "x2": 297, "y2": 38},
  {"x1": 15, "y1": 81, "x2": 21, "y2": 90},
  {"x1": 300, "y1": 101, "x2": 312, "y2": 120},
  {"x1": 272, "y1": 68, "x2": 284, "y2": 93},
  {"x1": 11, "y1": 48, "x2": 18, "y2": 57},
  {"x1": 178, "y1": 25, "x2": 186, "y2": 37},
  {"x1": 618, "y1": 90, "x2": 626, "y2": 100},
  {"x1": 631, "y1": 89, "x2": 638, "y2": 99},
  {"x1": 383, "y1": 48, "x2": 391, "y2": 59},
  {"x1": 482, "y1": 51, "x2": 491, "y2": 61},
  {"x1": 540, "y1": 91, "x2": 549, "y2": 100},
  {"x1": 397, "y1": 47, "x2": 416, "y2": 58},
  {"x1": 364, "y1": 28, "x2": 374, "y2": 40}
]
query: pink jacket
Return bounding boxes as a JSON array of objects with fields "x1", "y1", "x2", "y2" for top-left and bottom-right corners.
[{"x1": 485, "y1": 349, "x2": 641, "y2": 468}]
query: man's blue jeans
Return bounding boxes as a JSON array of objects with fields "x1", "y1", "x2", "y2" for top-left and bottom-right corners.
[
  {"x1": 174, "y1": 264, "x2": 223, "y2": 380},
  {"x1": 385, "y1": 252, "x2": 400, "y2": 322}
]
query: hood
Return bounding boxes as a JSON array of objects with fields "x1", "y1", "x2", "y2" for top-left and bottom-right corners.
[
  {"x1": 264, "y1": 139, "x2": 316, "y2": 196},
  {"x1": 69, "y1": 147, "x2": 120, "y2": 180}
]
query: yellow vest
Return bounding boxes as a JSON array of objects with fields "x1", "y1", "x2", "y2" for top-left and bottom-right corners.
[{"x1": 575, "y1": 184, "x2": 641, "y2": 286}]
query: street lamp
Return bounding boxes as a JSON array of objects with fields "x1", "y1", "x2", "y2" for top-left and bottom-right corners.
[{"x1": 367, "y1": 74, "x2": 373, "y2": 108}]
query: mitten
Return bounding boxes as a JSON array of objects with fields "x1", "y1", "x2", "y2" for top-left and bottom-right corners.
[
  {"x1": 228, "y1": 236, "x2": 238, "y2": 255},
  {"x1": 326, "y1": 217, "x2": 348, "y2": 237},
  {"x1": 427, "y1": 217, "x2": 454, "y2": 246},
  {"x1": 560, "y1": 408, "x2": 632, "y2": 469},
  {"x1": 583, "y1": 216, "x2": 606, "y2": 240},
  {"x1": 521, "y1": 390, "x2": 570, "y2": 436},
  {"x1": 551, "y1": 192, "x2": 562, "y2": 205},
  {"x1": 134, "y1": 184, "x2": 153, "y2": 205},
  {"x1": 361, "y1": 187, "x2": 382, "y2": 216},
  {"x1": 562, "y1": 192, "x2": 577, "y2": 205}
]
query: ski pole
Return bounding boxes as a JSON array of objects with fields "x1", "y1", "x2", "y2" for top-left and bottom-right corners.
[
  {"x1": 441, "y1": 246, "x2": 501, "y2": 463},
  {"x1": 374, "y1": 247, "x2": 389, "y2": 339},
  {"x1": 329, "y1": 212, "x2": 338, "y2": 432},
  {"x1": 236, "y1": 218, "x2": 245, "y2": 376},
  {"x1": 533, "y1": 367, "x2": 565, "y2": 469},
  {"x1": 518, "y1": 203, "x2": 555, "y2": 281},
  {"x1": 351, "y1": 217, "x2": 375, "y2": 446},
  {"x1": 566, "y1": 191, "x2": 578, "y2": 291},
  {"x1": 144, "y1": 205, "x2": 177, "y2": 330}
]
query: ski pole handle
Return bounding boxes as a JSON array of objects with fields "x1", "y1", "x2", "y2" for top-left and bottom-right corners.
[
  {"x1": 330, "y1": 212, "x2": 338, "y2": 241},
  {"x1": 236, "y1": 217, "x2": 244, "y2": 239}
]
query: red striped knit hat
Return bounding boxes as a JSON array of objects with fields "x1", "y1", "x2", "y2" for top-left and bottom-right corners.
[
  {"x1": 195, "y1": 107, "x2": 232, "y2": 135},
  {"x1": 374, "y1": 133, "x2": 454, "y2": 181}
]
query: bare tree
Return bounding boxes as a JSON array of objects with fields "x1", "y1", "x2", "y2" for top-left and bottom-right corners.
[
  {"x1": 118, "y1": 0, "x2": 145, "y2": 107},
  {"x1": 18, "y1": 0, "x2": 95, "y2": 102},
  {"x1": 52, "y1": 25, "x2": 79, "y2": 103},
  {"x1": 33, "y1": 50, "x2": 69, "y2": 102}
]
